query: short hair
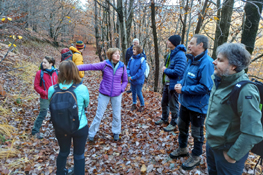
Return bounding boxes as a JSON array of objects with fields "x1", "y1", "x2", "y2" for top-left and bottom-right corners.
[
  {"x1": 216, "y1": 43, "x2": 251, "y2": 72},
  {"x1": 106, "y1": 48, "x2": 121, "y2": 61},
  {"x1": 58, "y1": 60, "x2": 81, "y2": 84},
  {"x1": 193, "y1": 34, "x2": 209, "y2": 50},
  {"x1": 133, "y1": 38, "x2": 139, "y2": 43},
  {"x1": 44, "y1": 56, "x2": 55, "y2": 66},
  {"x1": 133, "y1": 45, "x2": 143, "y2": 54}
]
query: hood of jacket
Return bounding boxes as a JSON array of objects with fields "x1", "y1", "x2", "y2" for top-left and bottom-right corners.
[{"x1": 69, "y1": 46, "x2": 82, "y2": 55}]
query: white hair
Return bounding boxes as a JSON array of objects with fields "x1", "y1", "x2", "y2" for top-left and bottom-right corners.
[{"x1": 133, "y1": 38, "x2": 139, "y2": 43}]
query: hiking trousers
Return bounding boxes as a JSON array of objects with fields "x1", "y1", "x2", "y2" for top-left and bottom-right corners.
[
  {"x1": 32, "y1": 98, "x2": 49, "y2": 135},
  {"x1": 178, "y1": 105, "x2": 206, "y2": 156},
  {"x1": 55, "y1": 125, "x2": 88, "y2": 175},
  {"x1": 89, "y1": 93, "x2": 122, "y2": 137},
  {"x1": 161, "y1": 84, "x2": 179, "y2": 126}
]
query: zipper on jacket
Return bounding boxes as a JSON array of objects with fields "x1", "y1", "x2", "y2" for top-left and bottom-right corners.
[{"x1": 110, "y1": 64, "x2": 122, "y2": 96}]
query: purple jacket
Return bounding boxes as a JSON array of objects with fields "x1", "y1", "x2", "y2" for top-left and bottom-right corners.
[{"x1": 78, "y1": 60, "x2": 128, "y2": 97}]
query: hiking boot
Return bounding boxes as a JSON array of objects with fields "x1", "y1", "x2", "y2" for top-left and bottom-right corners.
[
  {"x1": 155, "y1": 119, "x2": 168, "y2": 125},
  {"x1": 163, "y1": 124, "x2": 176, "y2": 132},
  {"x1": 113, "y1": 134, "x2": 119, "y2": 141},
  {"x1": 182, "y1": 154, "x2": 201, "y2": 170},
  {"x1": 169, "y1": 147, "x2": 189, "y2": 159},
  {"x1": 34, "y1": 132, "x2": 43, "y2": 139},
  {"x1": 64, "y1": 168, "x2": 74, "y2": 175},
  {"x1": 88, "y1": 136, "x2": 94, "y2": 142},
  {"x1": 138, "y1": 106, "x2": 144, "y2": 112},
  {"x1": 126, "y1": 89, "x2": 132, "y2": 94},
  {"x1": 130, "y1": 104, "x2": 137, "y2": 111}
]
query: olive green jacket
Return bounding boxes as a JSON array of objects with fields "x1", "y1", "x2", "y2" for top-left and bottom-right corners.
[{"x1": 205, "y1": 70, "x2": 263, "y2": 161}]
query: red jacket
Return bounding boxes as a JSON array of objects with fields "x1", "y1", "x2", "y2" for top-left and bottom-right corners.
[{"x1": 34, "y1": 69, "x2": 58, "y2": 99}]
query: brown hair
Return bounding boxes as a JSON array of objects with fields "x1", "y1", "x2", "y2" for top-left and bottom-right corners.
[
  {"x1": 44, "y1": 56, "x2": 55, "y2": 66},
  {"x1": 106, "y1": 48, "x2": 121, "y2": 61},
  {"x1": 133, "y1": 45, "x2": 143, "y2": 55},
  {"x1": 58, "y1": 60, "x2": 81, "y2": 84}
]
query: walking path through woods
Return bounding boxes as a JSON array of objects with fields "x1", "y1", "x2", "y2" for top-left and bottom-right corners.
[{"x1": 0, "y1": 44, "x2": 259, "y2": 174}]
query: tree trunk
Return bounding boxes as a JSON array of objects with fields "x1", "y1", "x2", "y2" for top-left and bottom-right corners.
[
  {"x1": 95, "y1": 0, "x2": 103, "y2": 61},
  {"x1": 181, "y1": 0, "x2": 189, "y2": 44},
  {"x1": 151, "y1": 0, "x2": 159, "y2": 92},
  {"x1": 126, "y1": 0, "x2": 134, "y2": 46},
  {"x1": 241, "y1": 0, "x2": 262, "y2": 54},
  {"x1": 117, "y1": 0, "x2": 127, "y2": 62},
  {"x1": 195, "y1": 0, "x2": 209, "y2": 34},
  {"x1": 185, "y1": 0, "x2": 194, "y2": 48},
  {"x1": 212, "y1": 0, "x2": 234, "y2": 59}
]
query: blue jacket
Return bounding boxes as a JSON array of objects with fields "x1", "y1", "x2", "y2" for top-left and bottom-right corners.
[
  {"x1": 127, "y1": 54, "x2": 146, "y2": 85},
  {"x1": 178, "y1": 50, "x2": 214, "y2": 114},
  {"x1": 125, "y1": 45, "x2": 147, "y2": 65},
  {"x1": 48, "y1": 83, "x2": 89, "y2": 130},
  {"x1": 164, "y1": 44, "x2": 187, "y2": 90}
]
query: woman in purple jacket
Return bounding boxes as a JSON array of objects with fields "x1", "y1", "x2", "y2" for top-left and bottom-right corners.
[{"x1": 77, "y1": 48, "x2": 128, "y2": 142}]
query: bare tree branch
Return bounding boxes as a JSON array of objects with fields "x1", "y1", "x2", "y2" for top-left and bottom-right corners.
[{"x1": 251, "y1": 53, "x2": 263, "y2": 63}]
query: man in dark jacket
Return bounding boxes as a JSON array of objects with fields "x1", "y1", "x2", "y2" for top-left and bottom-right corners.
[
  {"x1": 205, "y1": 43, "x2": 263, "y2": 175},
  {"x1": 125, "y1": 38, "x2": 146, "y2": 93},
  {"x1": 125, "y1": 38, "x2": 147, "y2": 66},
  {"x1": 155, "y1": 35, "x2": 187, "y2": 132},
  {"x1": 172, "y1": 34, "x2": 214, "y2": 170}
]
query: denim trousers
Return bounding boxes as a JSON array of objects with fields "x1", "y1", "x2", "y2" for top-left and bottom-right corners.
[
  {"x1": 178, "y1": 105, "x2": 206, "y2": 156},
  {"x1": 55, "y1": 125, "x2": 88, "y2": 175},
  {"x1": 89, "y1": 93, "x2": 122, "y2": 137},
  {"x1": 131, "y1": 84, "x2": 145, "y2": 106},
  {"x1": 161, "y1": 84, "x2": 179, "y2": 126},
  {"x1": 206, "y1": 143, "x2": 248, "y2": 175},
  {"x1": 32, "y1": 98, "x2": 49, "y2": 135}
]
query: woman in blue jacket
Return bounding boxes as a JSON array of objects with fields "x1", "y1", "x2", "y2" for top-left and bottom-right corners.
[
  {"x1": 127, "y1": 45, "x2": 146, "y2": 112},
  {"x1": 48, "y1": 61, "x2": 89, "y2": 175}
]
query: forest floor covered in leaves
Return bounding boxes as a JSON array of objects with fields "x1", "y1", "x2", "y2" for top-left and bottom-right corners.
[{"x1": 0, "y1": 44, "x2": 261, "y2": 174}]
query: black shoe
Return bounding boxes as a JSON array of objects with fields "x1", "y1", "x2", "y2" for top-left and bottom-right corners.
[{"x1": 126, "y1": 89, "x2": 132, "y2": 93}]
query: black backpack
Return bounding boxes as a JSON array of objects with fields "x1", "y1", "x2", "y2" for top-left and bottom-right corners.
[
  {"x1": 229, "y1": 78, "x2": 263, "y2": 172},
  {"x1": 49, "y1": 84, "x2": 81, "y2": 135}
]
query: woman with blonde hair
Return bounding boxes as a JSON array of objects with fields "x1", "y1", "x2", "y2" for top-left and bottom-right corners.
[
  {"x1": 77, "y1": 48, "x2": 128, "y2": 142},
  {"x1": 48, "y1": 60, "x2": 89, "y2": 175}
]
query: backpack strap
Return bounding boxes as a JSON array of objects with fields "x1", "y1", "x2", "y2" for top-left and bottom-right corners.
[
  {"x1": 229, "y1": 80, "x2": 254, "y2": 116},
  {"x1": 141, "y1": 57, "x2": 145, "y2": 64},
  {"x1": 40, "y1": 70, "x2": 46, "y2": 91}
]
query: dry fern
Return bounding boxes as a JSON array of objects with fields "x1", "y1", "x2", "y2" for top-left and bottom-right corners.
[
  {"x1": 7, "y1": 157, "x2": 32, "y2": 169},
  {"x1": 0, "y1": 124, "x2": 16, "y2": 137},
  {"x1": 0, "y1": 148, "x2": 20, "y2": 159}
]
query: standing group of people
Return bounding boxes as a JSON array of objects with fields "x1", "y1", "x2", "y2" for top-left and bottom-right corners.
[
  {"x1": 154, "y1": 34, "x2": 263, "y2": 174},
  {"x1": 32, "y1": 34, "x2": 263, "y2": 175}
]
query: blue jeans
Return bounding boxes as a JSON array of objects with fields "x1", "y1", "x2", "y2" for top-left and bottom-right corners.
[
  {"x1": 131, "y1": 84, "x2": 144, "y2": 106},
  {"x1": 55, "y1": 125, "x2": 88, "y2": 175},
  {"x1": 206, "y1": 143, "x2": 248, "y2": 175},
  {"x1": 178, "y1": 105, "x2": 206, "y2": 156},
  {"x1": 32, "y1": 98, "x2": 49, "y2": 135}
]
